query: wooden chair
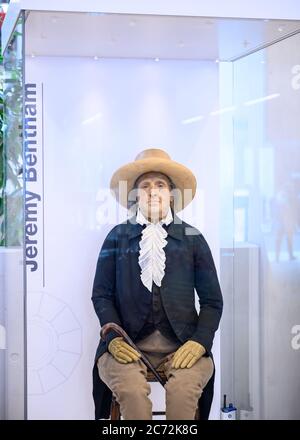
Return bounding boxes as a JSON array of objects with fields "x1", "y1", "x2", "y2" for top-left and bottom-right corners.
[{"x1": 110, "y1": 362, "x2": 200, "y2": 420}]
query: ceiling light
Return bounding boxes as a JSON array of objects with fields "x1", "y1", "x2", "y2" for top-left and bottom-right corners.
[
  {"x1": 182, "y1": 115, "x2": 204, "y2": 124},
  {"x1": 82, "y1": 113, "x2": 103, "y2": 125},
  {"x1": 244, "y1": 93, "x2": 280, "y2": 107},
  {"x1": 210, "y1": 106, "x2": 236, "y2": 116}
]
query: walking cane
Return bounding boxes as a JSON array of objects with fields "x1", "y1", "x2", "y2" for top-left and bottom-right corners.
[{"x1": 100, "y1": 322, "x2": 166, "y2": 387}]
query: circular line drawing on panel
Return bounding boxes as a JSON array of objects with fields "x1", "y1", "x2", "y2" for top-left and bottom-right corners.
[{"x1": 27, "y1": 291, "x2": 82, "y2": 395}]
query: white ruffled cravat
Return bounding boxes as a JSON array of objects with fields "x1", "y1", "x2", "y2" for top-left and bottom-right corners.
[{"x1": 136, "y1": 207, "x2": 173, "y2": 292}]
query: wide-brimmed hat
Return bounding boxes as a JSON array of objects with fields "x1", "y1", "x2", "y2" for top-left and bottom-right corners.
[{"x1": 110, "y1": 148, "x2": 197, "y2": 212}]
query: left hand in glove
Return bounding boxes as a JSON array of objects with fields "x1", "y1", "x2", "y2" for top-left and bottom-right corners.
[{"x1": 171, "y1": 340, "x2": 206, "y2": 369}]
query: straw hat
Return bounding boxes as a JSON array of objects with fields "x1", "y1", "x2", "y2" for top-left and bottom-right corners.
[{"x1": 110, "y1": 148, "x2": 197, "y2": 212}]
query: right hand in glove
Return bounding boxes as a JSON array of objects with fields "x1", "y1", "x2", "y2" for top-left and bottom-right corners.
[{"x1": 108, "y1": 337, "x2": 142, "y2": 364}]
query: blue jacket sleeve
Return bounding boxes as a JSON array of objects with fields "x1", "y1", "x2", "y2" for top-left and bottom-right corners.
[
  {"x1": 91, "y1": 228, "x2": 123, "y2": 349},
  {"x1": 190, "y1": 233, "x2": 223, "y2": 354}
]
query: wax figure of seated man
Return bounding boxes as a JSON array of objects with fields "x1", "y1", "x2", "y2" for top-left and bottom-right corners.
[{"x1": 92, "y1": 149, "x2": 223, "y2": 420}]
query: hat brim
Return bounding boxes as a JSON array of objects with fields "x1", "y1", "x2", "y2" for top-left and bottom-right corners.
[{"x1": 110, "y1": 157, "x2": 197, "y2": 212}]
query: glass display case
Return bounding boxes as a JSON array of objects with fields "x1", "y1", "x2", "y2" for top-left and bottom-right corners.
[{"x1": 1, "y1": 2, "x2": 300, "y2": 420}]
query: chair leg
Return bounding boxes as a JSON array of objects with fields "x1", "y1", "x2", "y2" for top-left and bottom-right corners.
[{"x1": 110, "y1": 396, "x2": 121, "y2": 420}]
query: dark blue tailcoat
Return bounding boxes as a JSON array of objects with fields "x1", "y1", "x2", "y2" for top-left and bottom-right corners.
[{"x1": 92, "y1": 213, "x2": 223, "y2": 419}]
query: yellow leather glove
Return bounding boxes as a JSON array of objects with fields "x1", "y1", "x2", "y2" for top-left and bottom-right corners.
[
  {"x1": 108, "y1": 337, "x2": 142, "y2": 364},
  {"x1": 171, "y1": 340, "x2": 206, "y2": 369}
]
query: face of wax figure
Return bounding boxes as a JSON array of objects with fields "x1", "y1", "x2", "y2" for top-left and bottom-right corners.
[{"x1": 134, "y1": 172, "x2": 174, "y2": 224}]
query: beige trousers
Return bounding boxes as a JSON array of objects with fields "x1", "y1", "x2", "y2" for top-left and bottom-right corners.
[{"x1": 97, "y1": 329, "x2": 214, "y2": 420}]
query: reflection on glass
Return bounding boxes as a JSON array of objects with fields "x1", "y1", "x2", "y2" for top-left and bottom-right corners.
[
  {"x1": 222, "y1": 32, "x2": 300, "y2": 420},
  {"x1": 272, "y1": 181, "x2": 299, "y2": 262},
  {"x1": 3, "y1": 19, "x2": 23, "y2": 246},
  {"x1": 1, "y1": 14, "x2": 25, "y2": 420}
]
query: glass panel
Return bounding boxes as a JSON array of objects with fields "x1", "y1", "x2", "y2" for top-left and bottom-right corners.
[
  {"x1": 0, "y1": 13, "x2": 25, "y2": 419},
  {"x1": 2, "y1": 8, "x2": 296, "y2": 420},
  {"x1": 221, "y1": 32, "x2": 300, "y2": 420}
]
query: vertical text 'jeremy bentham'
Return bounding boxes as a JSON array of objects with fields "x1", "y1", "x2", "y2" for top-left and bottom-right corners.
[{"x1": 24, "y1": 83, "x2": 40, "y2": 272}]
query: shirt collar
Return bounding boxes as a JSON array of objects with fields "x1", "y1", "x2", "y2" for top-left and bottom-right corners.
[{"x1": 136, "y1": 206, "x2": 173, "y2": 227}]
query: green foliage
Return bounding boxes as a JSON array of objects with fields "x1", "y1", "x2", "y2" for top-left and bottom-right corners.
[
  {"x1": 1, "y1": 22, "x2": 23, "y2": 247},
  {"x1": 0, "y1": 59, "x2": 4, "y2": 245}
]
